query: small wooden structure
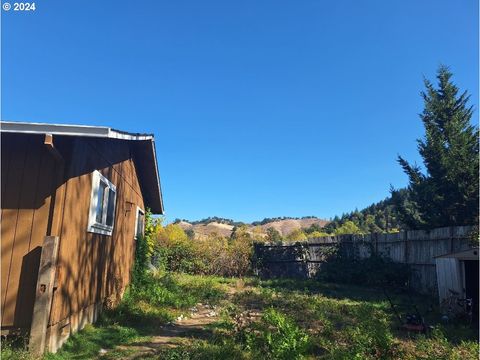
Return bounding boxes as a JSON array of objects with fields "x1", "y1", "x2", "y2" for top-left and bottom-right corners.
[
  {"x1": 1, "y1": 121, "x2": 164, "y2": 353},
  {"x1": 435, "y1": 248, "x2": 479, "y2": 309}
]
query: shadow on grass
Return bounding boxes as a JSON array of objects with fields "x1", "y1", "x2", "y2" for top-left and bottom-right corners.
[{"x1": 247, "y1": 277, "x2": 479, "y2": 344}]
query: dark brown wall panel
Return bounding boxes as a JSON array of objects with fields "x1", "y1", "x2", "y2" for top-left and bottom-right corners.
[
  {"x1": 49, "y1": 138, "x2": 145, "y2": 325},
  {"x1": 1, "y1": 134, "x2": 57, "y2": 329},
  {"x1": 1, "y1": 133, "x2": 147, "y2": 330}
]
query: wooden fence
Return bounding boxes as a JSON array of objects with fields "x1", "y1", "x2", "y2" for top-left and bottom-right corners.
[{"x1": 253, "y1": 226, "x2": 475, "y2": 294}]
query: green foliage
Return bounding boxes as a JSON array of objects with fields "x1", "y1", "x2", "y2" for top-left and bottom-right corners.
[
  {"x1": 324, "y1": 195, "x2": 406, "y2": 235},
  {"x1": 44, "y1": 324, "x2": 141, "y2": 360},
  {"x1": 244, "y1": 308, "x2": 310, "y2": 360},
  {"x1": 303, "y1": 223, "x2": 330, "y2": 237},
  {"x1": 286, "y1": 229, "x2": 307, "y2": 242},
  {"x1": 155, "y1": 241, "x2": 200, "y2": 273},
  {"x1": 154, "y1": 222, "x2": 256, "y2": 277},
  {"x1": 330, "y1": 304, "x2": 398, "y2": 359},
  {"x1": 334, "y1": 220, "x2": 363, "y2": 235},
  {"x1": 155, "y1": 341, "x2": 246, "y2": 360},
  {"x1": 132, "y1": 209, "x2": 157, "y2": 285},
  {"x1": 44, "y1": 273, "x2": 228, "y2": 359},
  {"x1": 320, "y1": 252, "x2": 411, "y2": 287},
  {"x1": 308, "y1": 230, "x2": 330, "y2": 238},
  {"x1": 265, "y1": 227, "x2": 284, "y2": 243},
  {"x1": 392, "y1": 66, "x2": 479, "y2": 229},
  {"x1": 34, "y1": 274, "x2": 478, "y2": 360},
  {"x1": 0, "y1": 337, "x2": 32, "y2": 360},
  {"x1": 126, "y1": 272, "x2": 226, "y2": 310}
]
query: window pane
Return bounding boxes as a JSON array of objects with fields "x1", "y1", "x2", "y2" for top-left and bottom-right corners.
[
  {"x1": 106, "y1": 189, "x2": 116, "y2": 226},
  {"x1": 136, "y1": 211, "x2": 145, "y2": 237},
  {"x1": 95, "y1": 182, "x2": 107, "y2": 223}
]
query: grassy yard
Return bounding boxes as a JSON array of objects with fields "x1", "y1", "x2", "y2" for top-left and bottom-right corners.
[{"x1": 2, "y1": 273, "x2": 478, "y2": 359}]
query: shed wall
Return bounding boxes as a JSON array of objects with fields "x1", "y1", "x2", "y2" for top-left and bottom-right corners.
[
  {"x1": 1, "y1": 134, "x2": 145, "y2": 342},
  {"x1": 1, "y1": 134, "x2": 61, "y2": 330},
  {"x1": 47, "y1": 137, "x2": 145, "y2": 332},
  {"x1": 435, "y1": 258, "x2": 463, "y2": 302}
]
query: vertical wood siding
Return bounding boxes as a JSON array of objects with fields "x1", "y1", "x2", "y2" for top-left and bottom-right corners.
[
  {"x1": 1, "y1": 134, "x2": 146, "y2": 332},
  {"x1": 1, "y1": 134, "x2": 59, "y2": 329},
  {"x1": 48, "y1": 137, "x2": 144, "y2": 326}
]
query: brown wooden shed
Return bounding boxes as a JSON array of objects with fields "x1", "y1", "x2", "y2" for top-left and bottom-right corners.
[{"x1": 0, "y1": 121, "x2": 164, "y2": 353}]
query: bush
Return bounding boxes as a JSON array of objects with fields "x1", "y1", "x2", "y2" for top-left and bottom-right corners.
[
  {"x1": 331, "y1": 305, "x2": 399, "y2": 359},
  {"x1": 320, "y1": 253, "x2": 411, "y2": 287},
  {"x1": 244, "y1": 308, "x2": 310, "y2": 360},
  {"x1": 153, "y1": 224, "x2": 258, "y2": 277},
  {"x1": 132, "y1": 209, "x2": 158, "y2": 285}
]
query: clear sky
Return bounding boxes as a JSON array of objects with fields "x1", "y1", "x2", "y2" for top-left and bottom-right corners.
[{"x1": 1, "y1": 0, "x2": 478, "y2": 223}]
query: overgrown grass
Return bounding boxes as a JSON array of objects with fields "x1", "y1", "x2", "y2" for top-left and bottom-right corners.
[
  {"x1": 2, "y1": 273, "x2": 478, "y2": 359},
  {"x1": 0, "y1": 272, "x2": 228, "y2": 360},
  {"x1": 43, "y1": 324, "x2": 145, "y2": 360}
]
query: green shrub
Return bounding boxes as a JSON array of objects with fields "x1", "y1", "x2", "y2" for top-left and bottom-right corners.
[
  {"x1": 155, "y1": 242, "x2": 201, "y2": 273},
  {"x1": 331, "y1": 305, "x2": 399, "y2": 359},
  {"x1": 244, "y1": 308, "x2": 310, "y2": 360},
  {"x1": 132, "y1": 209, "x2": 157, "y2": 285},
  {"x1": 153, "y1": 224, "x2": 256, "y2": 277},
  {"x1": 0, "y1": 337, "x2": 32, "y2": 360},
  {"x1": 320, "y1": 254, "x2": 410, "y2": 287}
]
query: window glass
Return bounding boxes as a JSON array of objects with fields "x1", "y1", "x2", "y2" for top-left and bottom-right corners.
[
  {"x1": 136, "y1": 210, "x2": 145, "y2": 238},
  {"x1": 96, "y1": 182, "x2": 107, "y2": 223},
  {"x1": 106, "y1": 188, "x2": 116, "y2": 227},
  {"x1": 88, "y1": 170, "x2": 117, "y2": 236}
]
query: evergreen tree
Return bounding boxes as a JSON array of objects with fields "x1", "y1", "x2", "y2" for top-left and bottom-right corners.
[{"x1": 392, "y1": 66, "x2": 479, "y2": 229}]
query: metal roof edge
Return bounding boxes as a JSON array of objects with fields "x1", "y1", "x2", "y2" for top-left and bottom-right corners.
[{"x1": 0, "y1": 121, "x2": 153, "y2": 141}]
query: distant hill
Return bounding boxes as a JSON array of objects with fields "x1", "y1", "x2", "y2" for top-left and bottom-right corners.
[
  {"x1": 257, "y1": 218, "x2": 329, "y2": 236},
  {"x1": 175, "y1": 216, "x2": 329, "y2": 239}
]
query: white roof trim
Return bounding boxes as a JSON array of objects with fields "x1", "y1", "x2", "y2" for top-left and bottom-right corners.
[{"x1": 0, "y1": 121, "x2": 153, "y2": 141}]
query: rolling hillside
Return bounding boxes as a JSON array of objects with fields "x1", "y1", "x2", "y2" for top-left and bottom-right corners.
[{"x1": 176, "y1": 217, "x2": 329, "y2": 239}]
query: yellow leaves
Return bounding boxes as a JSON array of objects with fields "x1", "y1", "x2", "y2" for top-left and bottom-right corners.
[
  {"x1": 308, "y1": 231, "x2": 330, "y2": 238},
  {"x1": 286, "y1": 229, "x2": 307, "y2": 242},
  {"x1": 156, "y1": 223, "x2": 189, "y2": 246}
]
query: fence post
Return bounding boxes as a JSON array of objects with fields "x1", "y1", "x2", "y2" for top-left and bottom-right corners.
[
  {"x1": 449, "y1": 226, "x2": 454, "y2": 253},
  {"x1": 404, "y1": 231, "x2": 409, "y2": 264},
  {"x1": 29, "y1": 236, "x2": 60, "y2": 355}
]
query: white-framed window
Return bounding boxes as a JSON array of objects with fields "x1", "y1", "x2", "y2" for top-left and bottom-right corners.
[
  {"x1": 135, "y1": 207, "x2": 145, "y2": 239},
  {"x1": 87, "y1": 170, "x2": 117, "y2": 236}
]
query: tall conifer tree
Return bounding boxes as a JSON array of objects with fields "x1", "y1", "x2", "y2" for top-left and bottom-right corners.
[{"x1": 392, "y1": 66, "x2": 479, "y2": 229}]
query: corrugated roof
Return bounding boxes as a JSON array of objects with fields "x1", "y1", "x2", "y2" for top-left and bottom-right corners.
[{"x1": 1, "y1": 121, "x2": 164, "y2": 214}]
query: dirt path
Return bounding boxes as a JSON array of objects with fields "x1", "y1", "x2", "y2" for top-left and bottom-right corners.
[
  {"x1": 117, "y1": 304, "x2": 219, "y2": 359},
  {"x1": 112, "y1": 304, "x2": 221, "y2": 359},
  {"x1": 99, "y1": 281, "x2": 262, "y2": 359}
]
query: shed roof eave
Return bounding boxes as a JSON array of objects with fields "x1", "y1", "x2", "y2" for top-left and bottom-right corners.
[
  {"x1": 1, "y1": 120, "x2": 164, "y2": 214},
  {"x1": 0, "y1": 121, "x2": 154, "y2": 141},
  {"x1": 434, "y1": 248, "x2": 479, "y2": 260}
]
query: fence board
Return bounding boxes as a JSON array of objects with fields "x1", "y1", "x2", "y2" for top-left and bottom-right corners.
[{"x1": 253, "y1": 226, "x2": 474, "y2": 294}]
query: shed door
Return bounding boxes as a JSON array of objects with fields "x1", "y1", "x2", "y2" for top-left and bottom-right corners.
[
  {"x1": 435, "y1": 257, "x2": 463, "y2": 303},
  {"x1": 464, "y1": 260, "x2": 479, "y2": 322}
]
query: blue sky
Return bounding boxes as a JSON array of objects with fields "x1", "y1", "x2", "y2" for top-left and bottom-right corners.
[{"x1": 2, "y1": 0, "x2": 478, "y2": 223}]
